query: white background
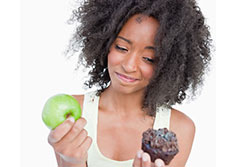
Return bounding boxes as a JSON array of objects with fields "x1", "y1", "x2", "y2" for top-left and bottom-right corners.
[
  {"x1": 19, "y1": 0, "x2": 215, "y2": 167},
  {"x1": 3, "y1": 0, "x2": 250, "y2": 167}
]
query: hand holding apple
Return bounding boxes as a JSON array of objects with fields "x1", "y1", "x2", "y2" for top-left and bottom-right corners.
[
  {"x1": 48, "y1": 117, "x2": 92, "y2": 167},
  {"x1": 43, "y1": 94, "x2": 92, "y2": 167},
  {"x1": 42, "y1": 94, "x2": 82, "y2": 129}
]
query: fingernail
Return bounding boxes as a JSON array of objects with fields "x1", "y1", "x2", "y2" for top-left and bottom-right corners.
[
  {"x1": 67, "y1": 116, "x2": 75, "y2": 122},
  {"x1": 142, "y1": 153, "x2": 149, "y2": 162},
  {"x1": 155, "y1": 159, "x2": 164, "y2": 167},
  {"x1": 137, "y1": 150, "x2": 143, "y2": 158},
  {"x1": 48, "y1": 135, "x2": 57, "y2": 143}
]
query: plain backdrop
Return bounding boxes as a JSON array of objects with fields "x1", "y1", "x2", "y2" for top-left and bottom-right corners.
[{"x1": 20, "y1": 0, "x2": 215, "y2": 167}]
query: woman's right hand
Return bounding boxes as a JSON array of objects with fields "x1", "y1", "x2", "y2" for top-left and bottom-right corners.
[
  {"x1": 133, "y1": 150, "x2": 170, "y2": 167},
  {"x1": 48, "y1": 116, "x2": 92, "y2": 167}
]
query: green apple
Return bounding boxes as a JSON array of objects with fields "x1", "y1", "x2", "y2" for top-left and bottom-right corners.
[{"x1": 42, "y1": 94, "x2": 81, "y2": 129}]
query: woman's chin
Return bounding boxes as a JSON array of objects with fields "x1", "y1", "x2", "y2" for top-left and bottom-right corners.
[{"x1": 109, "y1": 83, "x2": 143, "y2": 95}]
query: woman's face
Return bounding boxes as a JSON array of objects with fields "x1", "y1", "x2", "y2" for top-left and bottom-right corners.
[{"x1": 107, "y1": 14, "x2": 159, "y2": 94}]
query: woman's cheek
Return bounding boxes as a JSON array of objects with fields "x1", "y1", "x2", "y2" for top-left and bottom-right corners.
[
  {"x1": 141, "y1": 65, "x2": 154, "y2": 80},
  {"x1": 108, "y1": 51, "x2": 123, "y2": 67}
]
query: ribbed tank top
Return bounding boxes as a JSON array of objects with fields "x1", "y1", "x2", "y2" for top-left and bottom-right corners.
[{"x1": 82, "y1": 91, "x2": 171, "y2": 167}]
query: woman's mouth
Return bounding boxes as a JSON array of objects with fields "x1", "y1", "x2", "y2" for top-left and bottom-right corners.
[{"x1": 115, "y1": 72, "x2": 138, "y2": 83}]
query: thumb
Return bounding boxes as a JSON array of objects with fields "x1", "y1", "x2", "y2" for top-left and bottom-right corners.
[
  {"x1": 48, "y1": 116, "x2": 75, "y2": 144},
  {"x1": 132, "y1": 150, "x2": 143, "y2": 167}
]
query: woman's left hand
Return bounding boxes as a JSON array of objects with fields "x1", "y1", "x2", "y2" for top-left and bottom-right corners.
[{"x1": 132, "y1": 150, "x2": 170, "y2": 167}]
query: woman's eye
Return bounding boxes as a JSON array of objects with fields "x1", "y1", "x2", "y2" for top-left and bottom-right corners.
[
  {"x1": 143, "y1": 57, "x2": 155, "y2": 63},
  {"x1": 115, "y1": 45, "x2": 128, "y2": 52}
]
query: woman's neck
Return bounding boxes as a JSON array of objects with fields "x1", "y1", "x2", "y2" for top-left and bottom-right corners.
[{"x1": 100, "y1": 86, "x2": 146, "y2": 117}]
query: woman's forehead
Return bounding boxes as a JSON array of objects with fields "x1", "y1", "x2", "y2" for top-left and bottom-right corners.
[{"x1": 117, "y1": 14, "x2": 159, "y2": 45}]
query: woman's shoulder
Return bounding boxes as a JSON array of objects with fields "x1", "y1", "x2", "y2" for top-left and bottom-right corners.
[
  {"x1": 72, "y1": 94, "x2": 84, "y2": 111},
  {"x1": 168, "y1": 108, "x2": 196, "y2": 166},
  {"x1": 170, "y1": 108, "x2": 195, "y2": 132},
  {"x1": 71, "y1": 91, "x2": 98, "y2": 110},
  {"x1": 170, "y1": 108, "x2": 196, "y2": 152}
]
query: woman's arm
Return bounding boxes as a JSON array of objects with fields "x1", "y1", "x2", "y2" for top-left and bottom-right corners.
[
  {"x1": 168, "y1": 109, "x2": 196, "y2": 167},
  {"x1": 132, "y1": 109, "x2": 195, "y2": 167},
  {"x1": 71, "y1": 95, "x2": 84, "y2": 112},
  {"x1": 48, "y1": 94, "x2": 90, "y2": 167}
]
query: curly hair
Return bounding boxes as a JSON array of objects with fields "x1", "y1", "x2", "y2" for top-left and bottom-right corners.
[{"x1": 67, "y1": 0, "x2": 212, "y2": 116}]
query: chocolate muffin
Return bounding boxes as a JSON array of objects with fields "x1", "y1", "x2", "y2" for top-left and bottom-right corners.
[{"x1": 141, "y1": 128, "x2": 179, "y2": 165}]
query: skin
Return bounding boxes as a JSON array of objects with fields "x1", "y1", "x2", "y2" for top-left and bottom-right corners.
[
  {"x1": 107, "y1": 14, "x2": 158, "y2": 96},
  {"x1": 48, "y1": 14, "x2": 195, "y2": 167}
]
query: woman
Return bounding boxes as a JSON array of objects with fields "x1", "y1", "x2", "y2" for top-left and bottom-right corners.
[{"x1": 48, "y1": 0, "x2": 212, "y2": 166}]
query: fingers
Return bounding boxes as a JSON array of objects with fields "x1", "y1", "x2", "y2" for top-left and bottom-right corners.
[
  {"x1": 78, "y1": 136, "x2": 92, "y2": 152},
  {"x1": 77, "y1": 136, "x2": 92, "y2": 164},
  {"x1": 48, "y1": 116, "x2": 75, "y2": 144},
  {"x1": 141, "y1": 152, "x2": 166, "y2": 167},
  {"x1": 142, "y1": 152, "x2": 151, "y2": 167},
  {"x1": 154, "y1": 159, "x2": 165, "y2": 167},
  {"x1": 132, "y1": 150, "x2": 143, "y2": 167},
  {"x1": 72, "y1": 129, "x2": 88, "y2": 148},
  {"x1": 61, "y1": 117, "x2": 87, "y2": 143}
]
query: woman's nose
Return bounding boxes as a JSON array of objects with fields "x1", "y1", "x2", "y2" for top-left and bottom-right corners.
[{"x1": 121, "y1": 52, "x2": 139, "y2": 73}]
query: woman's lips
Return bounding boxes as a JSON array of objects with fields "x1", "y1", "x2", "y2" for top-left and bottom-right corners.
[{"x1": 115, "y1": 72, "x2": 138, "y2": 83}]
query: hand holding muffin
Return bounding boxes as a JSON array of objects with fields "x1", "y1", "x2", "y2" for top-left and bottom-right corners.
[{"x1": 133, "y1": 128, "x2": 179, "y2": 167}]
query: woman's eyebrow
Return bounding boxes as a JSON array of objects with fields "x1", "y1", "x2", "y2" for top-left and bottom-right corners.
[
  {"x1": 117, "y1": 36, "x2": 132, "y2": 44},
  {"x1": 145, "y1": 46, "x2": 155, "y2": 51},
  {"x1": 117, "y1": 36, "x2": 155, "y2": 50}
]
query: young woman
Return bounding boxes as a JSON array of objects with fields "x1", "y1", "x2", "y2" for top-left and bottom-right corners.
[{"x1": 47, "y1": 0, "x2": 212, "y2": 166}]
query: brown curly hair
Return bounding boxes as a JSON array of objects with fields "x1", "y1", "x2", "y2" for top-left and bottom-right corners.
[{"x1": 67, "y1": 0, "x2": 212, "y2": 116}]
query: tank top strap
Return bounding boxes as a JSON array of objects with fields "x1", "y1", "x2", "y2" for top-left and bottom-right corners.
[
  {"x1": 153, "y1": 105, "x2": 171, "y2": 130},
  {"x1": 81, "y1": 91, "x2": 171, "y2": 166},
  {"x1": 82, "y1": 91, "x2": 100, "y2": 140},
  {"x1": 82, "y1": 91, "x2": 134, "y2": 166}
]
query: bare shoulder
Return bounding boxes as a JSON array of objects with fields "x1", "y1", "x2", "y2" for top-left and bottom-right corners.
[
  {"x1": 168, "y1": 108, "x2": 196, "y2": 167},
  {"x1": 170, "y1": 108, "x2": 195, "y2": 134},
  {"x1": 71, "y1": 94, "x2": 84, "y2": 111}
]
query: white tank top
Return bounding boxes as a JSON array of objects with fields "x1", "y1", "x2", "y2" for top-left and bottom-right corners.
[{"x1": 82, "y1": 91, "x2": 171, "y2": 167}]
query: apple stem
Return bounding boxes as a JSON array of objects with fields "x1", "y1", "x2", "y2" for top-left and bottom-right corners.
[{"x1": 66, "y1": 112, "x2": 72, "y2": 118}]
